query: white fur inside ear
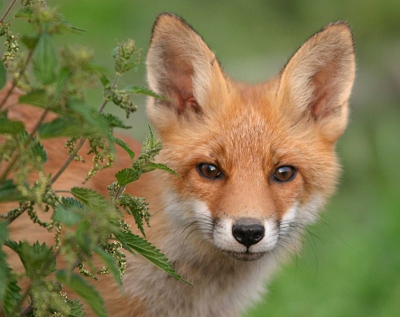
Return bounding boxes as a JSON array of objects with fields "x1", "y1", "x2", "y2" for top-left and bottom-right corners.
[{"x1": 192, "y1": 59, "x2": 212, "y2": 107}]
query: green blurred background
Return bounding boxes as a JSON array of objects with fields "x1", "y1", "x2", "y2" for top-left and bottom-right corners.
[{"x1": 25, "y1": 0, "x2": 400, "y2": 315}]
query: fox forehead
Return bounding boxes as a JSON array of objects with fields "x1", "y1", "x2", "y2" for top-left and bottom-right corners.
[{"x1": 163, "y1": 79, "x2": 321, "y2": 172}]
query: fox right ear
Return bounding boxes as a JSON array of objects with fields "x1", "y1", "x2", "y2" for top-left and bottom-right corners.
[
  {"x1": 277, "y1": 22, "x2": 356, "y2": 142},
  {"x1": 146, "y1": 13, "x2": 228, "y2": 134}
]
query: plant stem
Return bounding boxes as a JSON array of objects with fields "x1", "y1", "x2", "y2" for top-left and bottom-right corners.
[
  {"x1": 0, "y1": 0, "x2": 18, "y2": 23},
  {"x1": 50, "y1": 137, "x2": 86, "y2": 184},
  {"x1": 51, "y1": 75, "x2": 120, "y2": 185}
]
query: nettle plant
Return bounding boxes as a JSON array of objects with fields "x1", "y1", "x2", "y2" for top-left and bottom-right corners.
[{"x1": 0, "y1": 1, "x2": 185, "y2": 316}]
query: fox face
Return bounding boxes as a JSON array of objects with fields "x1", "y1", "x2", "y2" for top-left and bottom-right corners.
[{"x1": 146, "y1": 13, "x2": 355, "y2": 262}]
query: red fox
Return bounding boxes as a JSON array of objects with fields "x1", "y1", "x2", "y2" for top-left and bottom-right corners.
[{"x1": 4, "y1": 12, "x2": 355, "y2": 317}]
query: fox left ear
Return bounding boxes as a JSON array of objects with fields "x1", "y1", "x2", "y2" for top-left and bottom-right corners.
[
  {"x1": 146, "y1": 13, "x2": 228, "y2": 134},
  {"x1": 277, "y1": 22, "x2": 356, "y2": 142}
]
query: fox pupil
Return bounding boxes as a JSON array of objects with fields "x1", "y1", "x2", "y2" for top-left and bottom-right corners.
[
  {"x1": 198, "y1": 163, "x2": 222, "y2": 179},
  {"x1": 273, "y1": 166, "x2": 296, "y2": 182}
]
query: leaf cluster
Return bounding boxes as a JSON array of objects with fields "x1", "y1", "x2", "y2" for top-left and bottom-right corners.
[{"x1": 0, "y1": 1, "x2": 185, "y2": 316}]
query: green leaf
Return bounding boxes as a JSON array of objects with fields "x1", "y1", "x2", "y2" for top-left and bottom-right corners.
[
  {"x1": 113, "y1": 137, "x2": 135, "y2": 160},
  {"x1": 99, "y1": 73, "x2": 110, "y2": 87},
  {"x1": 65, "y1": 299, "x2": 86, "y2": 317},
  {"x1": 122, "y1": 85, "x2": 168, "y2": 100},
  {"x1": 58, "y1": 18, "x2": 85, "y2": 33},
  {"x1": 0, "y1": 221, "x2": 7, "y2": 244},
  {"x1": 5, "y1": 241, "x2": 56, "y2": 280},
  {"x1": 19, "y1": 89, "x2": 47, "y2": 107},
  {"x1": 20, "y1": 34, "x2": 39, "y2": 49},
  {"x1": 0, "y1": 117, "x2": 25, "y2": 134},
  {"x1": 0, "y1": 268, "x2": 21, "y2": 316},
  {"x1": 39, "y1": 117, "x2": 82, "y2": 138},
  {"x1": 115, "y1": 168, "x2": 140, "y2": 187},
  {"x1": 54, "y1": 205, "x2": 82, "y2": 227},
  {"x1": 119, "y1": 195, "x2": 149, "y2": 237},
  {"x1": 114, "y1": 230, "x2": 190, "y2": 285},
  {"x1": 56, "y1": 270, "x2": 107, "y2": 317},
  {"x1": 33, "y1": 33, "x2": 58, "y2": 84},
  {"x1": 143, "y1": 162, "x2": 180, "y2": 177},
  {"x1": 68, "y1": 99, "x2": 113, "y2": 142},
  {"x1": 0, "y1": 222, "x2": 15, "y2": 308},
  {"x1": 53, "y1": 67, "x2": 71, "y2": 102},
  {"x1": 14, "y1": 7, "x2": 33, "y2": 19},
  {"x1": 0, "y1": 179, "x2": 23, "y2": 202},
  {"x1": 54, "y1": 197, "x2": 84, "y2": 227},
  {"x1": 93, "y1": 247, "x2": 122, "y2": 287},
  {"x1": 71, "y1": 187, "x2": 106, "y2": 210},
  {"x1": 102, "y1": 113, "x2": 131, "y2": 129},
  {"x1": 30, "y1": 137, "x2": 48, "y2": 164},
  {"x1": 0, "y1": 60, "x2": 6, "y2": 90}
]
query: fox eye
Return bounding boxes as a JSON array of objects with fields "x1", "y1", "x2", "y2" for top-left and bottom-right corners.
[
  {"x1": 197, "y1": 163, "x2": 223, "y2": 180},
  {"x1": 273, "y1": 165, "x2": 297, "y2": 182}
]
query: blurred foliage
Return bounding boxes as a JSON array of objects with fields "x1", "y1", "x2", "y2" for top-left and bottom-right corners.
[
  {"x1": 2, "y1": 0, "x2": 399, "y2": 316},
  {"x1": 0, "y1": 1, "x2": 185, "y2": 316}
]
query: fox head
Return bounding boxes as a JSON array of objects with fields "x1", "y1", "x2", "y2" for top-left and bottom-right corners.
[{"x1": 146, "y1": 13, "x2": 355, "y2": 261}]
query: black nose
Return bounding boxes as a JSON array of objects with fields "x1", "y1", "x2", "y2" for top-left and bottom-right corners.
[{"x1": 232, "y1": 218, "x2": 265, "y2": 248}]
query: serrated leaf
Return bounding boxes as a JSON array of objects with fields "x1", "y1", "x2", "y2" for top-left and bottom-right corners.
[
  {"x1": 114, "y1": 230, "x2": 190, "y2": 285},
  {"x1": 0, "y1": 117, "x2": 24, "y2": 134},
  {"x1": 143, "y1": 162, "x2": 180, "y2": 177},
  {"x1": 71, "y1": 187, "x2": 105, "y2": 210},
  {"x1": 14, "y1": 7, "x2": 33, "y2": 19},
  {"x1": 122, "y1": 85, "x2": 168, "y2": 100},
  {"x1": 0, "y1": 268, "x2": 22, "y2": 316},
  {"x1": 0, "y1": 60, "x2": 6, "y2": 90},
  {"x1": 61, "y1": 197, "x2": 84, "y2": 209},
  {"x1": 39, "y1": 117, "x2": 82, "y2": 138},
  {"x1": 66, "y1": 299, "x2": 86, "y2": 317},
  {"x1": 56, "y1": 270, "x2": 107, "y2": 317},
  {"x1": 33, "y1": 33, "x2": 57, "y2": 84},
  {"x1": 102, "y1": 113, "x2": 131, "y2": 129},
  {"x1": 19, "y1": 89, "x2": 47, "y2": 107},
  {"x1": 115, "y1": 168, "x2": 140, "y2": 187},
  {"x1": 0, "y1": 179, "x2": 23, "y2": 202},
  {"x1": 54, "y1": 196, "x2": 86, "y2": 227},
  {"x1": 119, "y1": 195, "x2": 149, "y2": 237},
  {"x1": 30, "y1": 137, "x2": 47, "y2": 164},
  {"x1": 113, "y1": 137, "x2": 135, "y2": 160},
  {"x1": 5, "y1": 241, "x2": 56, "y2": 280},
  {"x1": 93, "y1": 247, "x2": 122, "y2": 287}
]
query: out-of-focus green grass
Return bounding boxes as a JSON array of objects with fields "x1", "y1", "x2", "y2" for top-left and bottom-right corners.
[{"x1": 24, "y1": 0, "x2": 400, "y2": 315}]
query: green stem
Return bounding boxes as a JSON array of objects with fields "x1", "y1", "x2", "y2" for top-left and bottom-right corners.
[
  {"x1": 0, "y1": 0, "x2": 18, "y2": 23},
  {"x1": 51, "y1": 74, "x2": 120, "y2": 185}
]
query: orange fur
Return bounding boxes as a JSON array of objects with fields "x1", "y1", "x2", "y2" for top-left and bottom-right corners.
[{"x1": 3, "y1": 13, "x2": 355, "y2": 317}]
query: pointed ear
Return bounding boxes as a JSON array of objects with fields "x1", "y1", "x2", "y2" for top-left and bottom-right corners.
[
  {"x1": 146, "y1": 13, "x2": 228, "y2": 132},
  {"x1": 277, "y1": 21, "x2": 356, "y2": 142}
]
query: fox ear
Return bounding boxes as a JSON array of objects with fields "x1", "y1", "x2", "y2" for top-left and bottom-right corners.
[
  {"x1": 146, "y1": 13, "x2": 227, "y2": 132},
  {"x1": 277, "y1": 22, "x2": 356, "y2": 142}
]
